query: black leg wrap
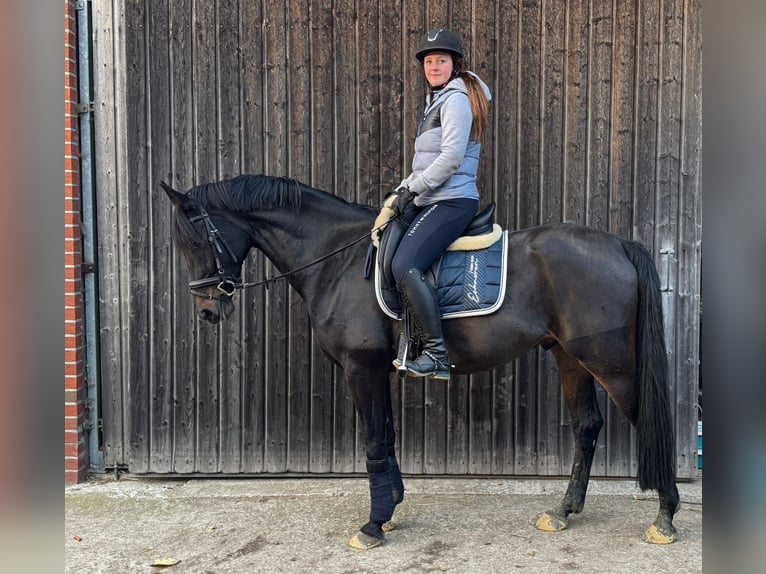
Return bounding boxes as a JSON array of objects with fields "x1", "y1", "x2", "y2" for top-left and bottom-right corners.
[
  {"x1": 367, "y1": 458, "x2": 396, "y2": 525},
  {"x1": 387, "y1": 455, "x2": 405, "y2": 505},
  {"x1": 360, "y1": 521, "x2": 385, "y2": 540}
]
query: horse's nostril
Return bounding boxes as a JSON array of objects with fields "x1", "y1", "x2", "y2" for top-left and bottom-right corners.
[{"x1": 200, "y1": 309, "x2": 219, "y2": 323}]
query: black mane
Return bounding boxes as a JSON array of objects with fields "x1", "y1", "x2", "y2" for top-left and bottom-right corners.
[
  {"x1": 189, "y1": 174, "x2": 305, "y2": 212},
  {"x1": 171, "y1": 174, "x2": 375, "y2": 252}
]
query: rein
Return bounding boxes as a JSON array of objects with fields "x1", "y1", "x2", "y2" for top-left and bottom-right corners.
[{"x1": 188, "y1": 200, "x2": 396, "y2": 300}]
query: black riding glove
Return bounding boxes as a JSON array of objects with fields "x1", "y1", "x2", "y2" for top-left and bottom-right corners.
[{"x1": 392, "y1": 186, "x2": 417, "y2": 215}]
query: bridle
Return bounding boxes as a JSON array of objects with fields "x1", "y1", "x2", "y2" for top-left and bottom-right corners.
[
  {"x1": 187, "y1": 201, "x2": 242, "y2": 300},
  {"x1": 186, "y1": 200, "x2": 398, "y2": 302}
]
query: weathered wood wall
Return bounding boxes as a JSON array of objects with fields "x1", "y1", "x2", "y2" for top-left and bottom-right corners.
[{"x1": 92, "y1": 0, "x2": 701, "y2": 477}]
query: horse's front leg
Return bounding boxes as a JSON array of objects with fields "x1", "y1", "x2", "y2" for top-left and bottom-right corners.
[
  {"x1": 345, "y1": 366, "x2": 399, "y2": 550},
  {"x1": 536, "y1": 348, "x2": 603, "y2": 532},
  {"x1": 383, "y1": 373, "x2": 404, "y2": 532}
]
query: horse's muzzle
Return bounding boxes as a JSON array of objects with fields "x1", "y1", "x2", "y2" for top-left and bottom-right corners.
[{"x1": 195, "y1": 292, "x2": 235, "y2": 323}]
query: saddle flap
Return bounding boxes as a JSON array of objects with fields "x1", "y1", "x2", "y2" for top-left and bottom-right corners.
[{"x1": 377, "y1": 217, "x2": 409, "y2": 287}]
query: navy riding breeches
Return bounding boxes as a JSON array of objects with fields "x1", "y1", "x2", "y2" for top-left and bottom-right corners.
[{"x1": 391, "y1": 198, "x2": 478, "y2": 284}]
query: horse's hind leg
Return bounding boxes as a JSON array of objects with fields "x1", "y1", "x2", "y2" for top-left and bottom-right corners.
[
  {"x1": 535, "y1": 346, "x2": 603, "y2": 532},
  {"x1": 555, "y1": 336, "x2": 680, "y2": 544},
  {"x1": 644, "y1": 481, "x2": 680, "y2": 544}
]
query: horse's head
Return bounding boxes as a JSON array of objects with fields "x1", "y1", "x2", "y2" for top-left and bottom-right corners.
[{"x1": 161, "y1": 181, "x2": 250, "y2": 324}]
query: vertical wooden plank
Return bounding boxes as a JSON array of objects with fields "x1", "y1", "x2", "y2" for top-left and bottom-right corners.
[
  {"x1": 378, "y1": 0, "x2": 404, "y2": 200},
  {"x1": 536, "y1": 0, "x2": 567, "y2": 476},
  {"x1": 240, "y1": 0, "x2": 266, "y2": 175},
  {"x1": 262, "y1": 0, "x2": 290, "y2": 473},
  {"x1": 333, "y1": 0, "x2": 357, "y2": 203},
  {"x1": 401, "y1": 377, "x2": 426, "y2": 474},
  {"x1": 239, "y1": 0, "x2": 267, "y2": 474},
  {"x1": 168, "y1": 0, "x2": 198, "y2": 474},
  {"x1": 285, "y1": 0, "x2": 312, "y2": 472},
  {"x1": 605, "y1": 0, "x2": 639, "y2": 477},
  {"x1": 610, "y1": 0, "x2": 637, "y2": 236},
  {"x1": 357, "y1": 1, "x2": 381, "y2": 206},
  {"x1": 472, "y1": 0, "x2": 497, "y2": 210},
  {"x1": 307, "y1": 0, "x2": 335, "y2": 473},
  {"x1": 217, "y1": 0, "x2": 243, "y2": 181},
  {"x1": 586, "y1": 0, "x2": 611, "y2": 232},
  {"x1": 675, "y1": 0, "x2": 702, "y2": 479},
  {"x1": 560, "y1": 0, "x2": 592, "y2": 474},
  {"x1": 347, "y1": 2, "x2": 370, "y2": 475},
  {"x1": 491, "y1": 0, "x2": 521, "y2": 475},
  {"x1": 491, "y1": 365, "x2": 515, "y2": 474},
  {"x1": 93, "y1": 0, "x2": 129, "y2": 468},
  {"x1": 513, "y1": 0, "x2": 543, "y2": 476},
  {"x1": 632, "y1": 0, "x2": 662, "y2": 478},
  {"x1": 634, "y1": 0, "x2": 660, "y2": 249},
  {"x1": 493, "y1": 0, "x2": 520, "y2": 230},
  {"x1": 563, "y1": 0, "x2": 588, "y2": 226},
  {"x1": 541, "y1": 0, "x2": 566, "y2": 226},
  {"x1": 468, "y1": 378, "x2": 493, "y2": 474},
  {"x1": 398, "y1": 0, "x2": 427, "y2": 476},
  {"x1": 457, "y1": 0, "x2": 494, "y2": 477},
  {"x1": 192, "y1": 0, "x2": 221, "y2": 474},
  {"x1": 124, "y1": 0, "x2": 150, "y2": 473},
  {"x1": 656, "y1": 0, "x2": 684, "y2": 477},
  {"x1": 403, "y1": 0, "x2": 425, "y2": 180},
  {"x1": 424, "y1": 0, "x2": 447, "y2": 29},
  {"x1": 319, "y1": 0, "x2": 361, "y2": 473},
  {"x1": 147, "y1": 0, "x2": 174, "y2": 473},
  {"x1": 589, "y1": 0, "x2": 623, "y2": 477},
  {"x1": 217, "y1": 0, "x2": 245, "y2": 473},
  {"x1": 378, "y1": 0, "x2": 406, "y2": 471},
  {"x1": 424, "y1": 0, "x2": 458, "y2": 474},
  {"x1": 446, "y1": 374, "x2": 469, "y2": 473},
  {"x1": 423, "y1": 379, "x2": 448, "y2": 474}
]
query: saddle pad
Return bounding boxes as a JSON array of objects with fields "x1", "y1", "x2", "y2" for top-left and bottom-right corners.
[{"x1": 375, "y1": 230, "x2": 508, "y2": 320}]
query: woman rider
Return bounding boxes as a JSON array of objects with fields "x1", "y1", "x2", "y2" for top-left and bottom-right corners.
[{"x1": 390, "y1": 28, "x2": 492, "y2": 380}]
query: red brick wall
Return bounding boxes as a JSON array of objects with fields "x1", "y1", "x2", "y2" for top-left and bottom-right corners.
[{"x1": 64, "y1": 0, "x2": 88, "y2": 484}]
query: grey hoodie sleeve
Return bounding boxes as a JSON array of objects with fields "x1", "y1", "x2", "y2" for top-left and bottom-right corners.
[{"x1": 406, "y1": 91, "x2": 473, "y2": 194}]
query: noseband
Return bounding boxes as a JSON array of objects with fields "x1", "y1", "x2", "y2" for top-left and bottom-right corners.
[{"x1": 187, "y1": 201, "x2": 242, "y2": 300}]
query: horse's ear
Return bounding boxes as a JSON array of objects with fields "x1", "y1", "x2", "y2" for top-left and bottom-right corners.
[{"x1": 160, "y1": 181, "x2": 189, "y2": 208}]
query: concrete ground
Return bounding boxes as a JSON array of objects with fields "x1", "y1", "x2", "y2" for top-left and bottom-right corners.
[{"x1": 65, "y1": 475, "x2": 702, "y2": 574}]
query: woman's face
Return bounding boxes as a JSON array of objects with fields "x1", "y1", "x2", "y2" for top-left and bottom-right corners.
[{"x1": 423, "y1": 52, "x2": 454, "y2": 88}]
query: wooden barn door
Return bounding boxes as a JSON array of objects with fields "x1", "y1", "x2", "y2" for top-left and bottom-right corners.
[{"x1": 93, "y1": 0, "x2": 701, "y2": 478}]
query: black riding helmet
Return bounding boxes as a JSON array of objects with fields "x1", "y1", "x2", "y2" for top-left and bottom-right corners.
[{"x1": 415, "y1": 28, "x2": 464, "y2": 61}]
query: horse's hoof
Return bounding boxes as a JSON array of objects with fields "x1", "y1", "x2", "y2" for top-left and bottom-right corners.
[
  {"x1": 349, "y1": 531, "x2": 385, "y2": 550},
  {"x1": 382, "y1": 521, "x2": 397, "y2": 532},
  {"x1": 642, "y1": 523, "x2": 678, "y2": 544},
  {"x1": 535, "y1": 511, "x2": 569, "y2": 532}
]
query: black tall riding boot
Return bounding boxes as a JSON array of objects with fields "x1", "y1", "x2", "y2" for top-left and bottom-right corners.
[{"x1": 397, "y1": 268, "x2": 451, "y2": 380}]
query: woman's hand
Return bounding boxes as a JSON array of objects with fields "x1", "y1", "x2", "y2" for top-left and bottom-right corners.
[{"x1": 392, "y1": 187, "x2": 417, "y2": 215}]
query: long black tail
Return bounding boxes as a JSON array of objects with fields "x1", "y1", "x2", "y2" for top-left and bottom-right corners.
[{"x1": 621, "y1": 239, "x2": 676, "y2": 490}]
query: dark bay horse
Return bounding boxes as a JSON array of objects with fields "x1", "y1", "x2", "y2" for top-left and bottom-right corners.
[{"x1": 161, "y1": 174, "x2": 680, "y2": 549}]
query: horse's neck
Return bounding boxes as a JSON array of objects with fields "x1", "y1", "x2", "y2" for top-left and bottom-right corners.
[{"x1": 245, "y1": 198, "x2": 371, "y2": 287}]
